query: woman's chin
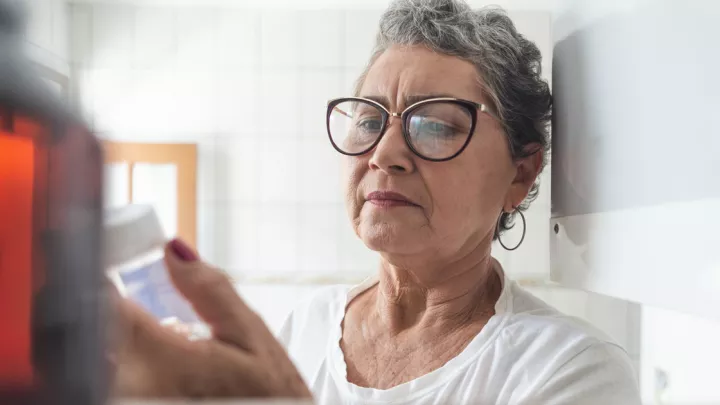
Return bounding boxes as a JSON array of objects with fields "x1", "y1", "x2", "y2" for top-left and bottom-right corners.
[{"x1": 357, "y1": 222, "x2": 426, "y2": 253}]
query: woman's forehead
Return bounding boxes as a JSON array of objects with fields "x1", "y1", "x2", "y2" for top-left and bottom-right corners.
[{"x1": 360, "y1": 45, "x2": 487, "y2": 108}]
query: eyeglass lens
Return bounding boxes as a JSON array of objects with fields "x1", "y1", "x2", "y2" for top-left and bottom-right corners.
[{"x1": 328, "y1": 99, "x2": 473, "y2": 160}]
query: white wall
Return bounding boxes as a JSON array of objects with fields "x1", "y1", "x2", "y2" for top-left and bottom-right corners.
[
  {"x1": 24, "y1": 0, "x2": 70, "y2": 75},
  {"x1": 639, "y1": 305, "x2": 720, "y2": 404}
]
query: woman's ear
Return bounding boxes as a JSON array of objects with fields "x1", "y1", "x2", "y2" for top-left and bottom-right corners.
[{"x1": 508, "y1": 145, "x2": 543, "y2": 207}]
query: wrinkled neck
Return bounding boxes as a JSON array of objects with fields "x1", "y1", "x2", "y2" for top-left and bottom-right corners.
[{"x1": 374, "y1": 246, "x2": 502, "y2": 334}]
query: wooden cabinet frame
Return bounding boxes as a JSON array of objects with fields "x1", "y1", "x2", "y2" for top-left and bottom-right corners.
[{"x1": 103, "y1": 142, "x2": 197, "y2": 248}]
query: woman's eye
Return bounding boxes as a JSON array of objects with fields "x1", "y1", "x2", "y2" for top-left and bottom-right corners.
[
  {"x1": 415, "y1": 118, "x2": 455, "y2": 136},
  {"x1": 421, "y1": 121, "x2": 448, "y2": 133},
  {"x1": 356, "y1": 118, "x2": 383, "y2": 132}
]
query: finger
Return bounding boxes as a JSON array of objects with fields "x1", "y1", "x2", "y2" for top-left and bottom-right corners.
[
  {"x1": 112, "y1": 298, "x2": 204, "y2": 398},
  {"x1": 118, "y1": 297, "x2": 199, "y2": 353},
  {"x1": 175, "y1": 341, "x2": 312, "y2": 399},
  {"x1": 160, "y1": 318, "x2": 193, "y2": 338},
  {"x1": 164, "y1": 238, "x2": 268, "y2": 349},
  {"x1": 115, "y1": 302, "x2": 259, "y2": 398},
  {"x1": 105, "y1": 279, "x2": 123, "y2": 351},
  {"x1": 171, "y1": 342, "x2": 264, "y2": 398},
  {"x1": 110, "y1": 298, "x2": 160, "y2": 397}
]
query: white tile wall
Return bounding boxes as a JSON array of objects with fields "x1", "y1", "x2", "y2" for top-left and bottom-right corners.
[
  {"x1": 196, "y1": 139, "x2": 219, "y2": 202},
  {"x1": 91, "y1": 4, "x2": 134, "y2": 69},
  {"x1": 297, "y1": 10, "x2": 345, "y2": 68},
  {"x1": 258, "y1": 139, "x2": 299, "y2": 203},
  {"x1": 258, "y1": 70, "x2": 300, "y2": 137},
  {"x1": 297, "y1": 139, "x2": 343, "y2": 204},
  {"x1": 224, "y1": 204, "x2": 261, "y2": 272},
  {"x1": 216, "y1": 9, "x2": 261, "y2": 69},
  {"x1": 131, "y1": 68, "x2": 183, "y2": 134},
  {"x1": 215, "y1": 72, "x2": 259, "y2": 134},
  {"x1": 176, "y1": 8, "x2": 217, "y2": 70},
  {"x1": 173, "y1": 70, "x2": 219, "y2": 132},
  {"x1": 299, "y1": 70, "x2": 345, "y2": 138},
  {"x1": 24, "y1": 0, "x2": 70, "y2": 74},
  {"x1": 297, "y1": 206, "x2": 341, "y2": 272},
  {"x1": 260, "y1": 10, "x2": 300, "y2": 68},
  {"x1": 213, "y1": 136, "x2": 259, "y2": 203},
  {"x1": 69, "y1": 4, "x2": 93, "y2": 68},
  {"x1": 83, "y1": 68, "x2": 136, "y2": 132},
  {"x1": 257, "y1": 205, "x2": 299, "y2": 272},
  {"x1": 51, "y1": 0, "x2": 68, "y2": 61},
  {"x1": 199, "y1": 203, "x2": 253, "y2": 272},
  {"x1": 26, "y1": 0, "x2": 54, "y2": 53},
  {"x1": 344, "y1": 9, "x2": 384, "y2": 68},
  {"x1": 133, "y1": 7, "x2": 176, "y2": 70}
]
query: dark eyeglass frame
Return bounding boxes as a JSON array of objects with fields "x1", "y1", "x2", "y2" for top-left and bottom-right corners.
[{"x1": 326, "y1": 96, "x2": 495, "y2": 162}]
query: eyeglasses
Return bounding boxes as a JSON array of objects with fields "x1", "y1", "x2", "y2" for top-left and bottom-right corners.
[{"x1": 326, "y1": 96, "x2": 494, "y2": 162}]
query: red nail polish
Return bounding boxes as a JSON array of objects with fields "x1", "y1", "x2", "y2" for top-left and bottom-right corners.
[{"x1": 170, "y1": 238, "x2": 197, "y2": 262}]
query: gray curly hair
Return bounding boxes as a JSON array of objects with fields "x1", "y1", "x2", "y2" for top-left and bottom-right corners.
[{"x1": 354, "y1": 0, "x2": 552, "y2": 238}]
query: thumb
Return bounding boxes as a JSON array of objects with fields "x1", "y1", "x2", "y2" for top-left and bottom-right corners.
[
  {"x1": 112, "y1": 294, "x2": 201, "y2": 397},
  {"x1": 164, "y1": 238, "x2": 264, "y2": 348}
]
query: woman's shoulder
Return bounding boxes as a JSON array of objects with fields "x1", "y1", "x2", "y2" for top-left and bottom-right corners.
[
  {"x1": 496, "y1": 282, "x2": 640, "y2": 403},
  {"x1": 276, "y1": 284, "x2": 352, "y2": 383},
  {"x1": 291, "y1": 284, "x2": 351, "y2": 322},
  {"x1": 276, "y1": 284, "x2": 351, "y2": 348},
  {"x1": 277, "y1": 275, "x2": 380, "y2": 344},
  {"x1": 501, "y1": 281, "x2": 625, "y2": 350}
]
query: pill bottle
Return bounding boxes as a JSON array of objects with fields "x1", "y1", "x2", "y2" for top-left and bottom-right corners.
[{"x1": 104, "y1": 204, "x2": 207, "y2": 337}]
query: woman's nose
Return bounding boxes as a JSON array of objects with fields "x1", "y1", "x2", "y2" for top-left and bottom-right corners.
[{"x1": 368, "y1": 118, "x2": 415, "y2": 174}]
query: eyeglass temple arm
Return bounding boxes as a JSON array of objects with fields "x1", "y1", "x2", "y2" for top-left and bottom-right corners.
[
  {"x1": 331, "y1": 106, "x2": 352, "y2": 118},
  {"x1": 479, "y1": 104, "x2": 501, "y2": 122}
]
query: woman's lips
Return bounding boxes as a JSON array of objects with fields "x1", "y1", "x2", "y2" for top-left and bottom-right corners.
[{"x1": 366, "y1": 191, "x2": 419, "y2": 208}]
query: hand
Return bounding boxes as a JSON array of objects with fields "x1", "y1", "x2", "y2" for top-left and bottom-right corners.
[{"x1": 110, "y1": 239, "x2": 312, "y2": 400}]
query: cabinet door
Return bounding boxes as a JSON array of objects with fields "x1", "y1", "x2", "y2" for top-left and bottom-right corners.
[
  {"x1": 551, "y1": 0, "x2": 720, "y2": 321},
  {"x1": 103, "y1": 142, "x2": 197, "y2": 248}
]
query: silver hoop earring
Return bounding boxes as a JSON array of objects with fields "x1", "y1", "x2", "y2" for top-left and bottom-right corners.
[{"x1": 497, "y1": 209, "x2": 526, "y2": 251}]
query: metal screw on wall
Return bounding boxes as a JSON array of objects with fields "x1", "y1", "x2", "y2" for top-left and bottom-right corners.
[{"x1": 654, "y1": 367, "x2": 669, "y2": 405}]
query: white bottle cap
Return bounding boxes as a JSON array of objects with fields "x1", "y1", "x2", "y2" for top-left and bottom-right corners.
[{"x1": 104, "y1": 204, "x2": 166, "y2": 268}]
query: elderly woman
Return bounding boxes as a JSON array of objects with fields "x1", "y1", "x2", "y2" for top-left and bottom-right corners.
[{"x1": 112, "y1": 0, "x2": 640, "y2": 404}]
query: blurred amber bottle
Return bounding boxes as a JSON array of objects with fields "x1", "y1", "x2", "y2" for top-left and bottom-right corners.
[{"x1": 0, "y1": 1, "x2": 107, "y2": 404}]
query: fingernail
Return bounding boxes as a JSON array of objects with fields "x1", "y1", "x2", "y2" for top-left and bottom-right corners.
[{"x1": 169, "y1": 238, "x2": 197, "y2": 262}]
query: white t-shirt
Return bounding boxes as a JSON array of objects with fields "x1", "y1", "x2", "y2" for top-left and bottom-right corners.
[{"x1": 278, "y1": 268, "x2": 641, "y2": 405}]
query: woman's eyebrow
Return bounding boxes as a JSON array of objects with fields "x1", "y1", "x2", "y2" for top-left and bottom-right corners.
[
  {"x1": 362, "y1": 95, "x2": 390, "y2": 107},
  {"x1": 404, "y1": 93, "x2": 457, "y2": 105}
]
